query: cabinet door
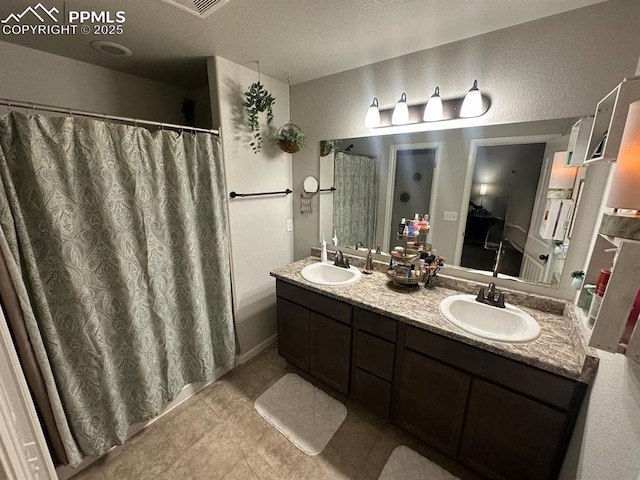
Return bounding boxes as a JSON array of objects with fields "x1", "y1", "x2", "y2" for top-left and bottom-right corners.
[
  {"x1": 310, "y1": 312, "x2": 351, "y2": 394},
  {"x1": 277, "y1": 298, "x2": 310, "y2": 371},
  {"x1": 459, "y1": 379, "x2": 566, "y2": 480},
  {"x1": 394, "y1": 349, "x2": 471, "y2": 455}
]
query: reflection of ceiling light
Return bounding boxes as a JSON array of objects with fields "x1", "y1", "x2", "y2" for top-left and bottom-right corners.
[
  {"x1": 391, "y1": 93, "x2": 409, "y2": 125},
  {"x1": 364, "y1": 98, "x2": 381, "y2": 128},
  {"x1": 90, "y1": 41, "x2": 132, "y2": 57},
  {"x1": 480, "y1": 183, "x2": 488, "y2": 196},
  {"x1": 460, "y1": 79, "x2": 483, "y2": 118},
  {"x1": 423, "y1": 87, "x2": 443, "y2": 121}
]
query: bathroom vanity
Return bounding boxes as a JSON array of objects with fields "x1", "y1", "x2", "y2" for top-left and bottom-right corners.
[{"x1": 271, "y1": 256, "x2": 598, "y2": 480}]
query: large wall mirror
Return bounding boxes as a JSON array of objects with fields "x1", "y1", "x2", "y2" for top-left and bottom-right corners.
[{"x1": 319, "y1": 117, "x2": 588, "y2": 287}]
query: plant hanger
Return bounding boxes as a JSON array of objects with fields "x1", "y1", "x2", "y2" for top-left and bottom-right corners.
[{"x1": 243, "y1": 61, "x2": 275, "y2": 154}]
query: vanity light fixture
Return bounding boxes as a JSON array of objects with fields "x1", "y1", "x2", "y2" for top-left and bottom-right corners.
[
  {"x1": 365, "y1": 80, "x2": 490, "y2": 128},
  {"x1": 460, "y1": 80, "x2": 483, "y2": 118},
  {"x1": 364, "y1": 98, "x2": 381, "y2": 128},
  {"x1": 391, "y1": 93, "x2": 409, "y2": 125},
  {"x1": 423, "y1": 87, "x2": 443, "y2": 121}
]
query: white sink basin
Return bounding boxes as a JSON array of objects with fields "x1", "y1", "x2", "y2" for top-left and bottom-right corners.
[
  {"x1": 438, "y1": 294, "x2": 541, "y2": 343},
  {"x1": 301, "y1": 262, "x2": 362, "y2": 286}
]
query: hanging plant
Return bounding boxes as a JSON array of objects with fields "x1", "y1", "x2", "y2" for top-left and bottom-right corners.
[
  {"x1": 274, "y1": 122, "x2": 306, "y2": 154},
  {"x1": 320, "y1": 139, "x2": 340, "y2": 157},
  {"x1": 181, "y1": 97, "x2": 196, "y2": 127},
  {"x1": 243, "y1": 81, "x2": 275, "y2": 153}
]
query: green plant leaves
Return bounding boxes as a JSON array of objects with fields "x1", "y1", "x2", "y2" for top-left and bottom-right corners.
[{"x1": 243, "y1": 81, "x2": 276, "y2": 153}]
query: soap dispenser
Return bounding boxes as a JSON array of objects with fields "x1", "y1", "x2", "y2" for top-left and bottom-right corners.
[{"x1": 321, "y1": 234, "x2": 328, "y2": 263}]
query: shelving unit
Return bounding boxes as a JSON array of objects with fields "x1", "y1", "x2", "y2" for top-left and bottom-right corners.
[
  {"x1": 583, "y1": 75, "x2": 640, "y2": 164},
  {"x1": 566, "y1": 117, "x2": 593, "y2": 166}
]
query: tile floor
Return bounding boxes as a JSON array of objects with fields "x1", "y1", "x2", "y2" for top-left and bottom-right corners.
[{"x1": 69, "y1": 344, "x2": 482, "y2": 480}]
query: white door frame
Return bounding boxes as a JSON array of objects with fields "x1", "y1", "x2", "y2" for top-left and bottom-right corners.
[
  {"x1": 0, "y1": 310, "x2": 57, "y2": 479},
  {"x1": 382, "y1": 142, "x2": 443, "y2": 252},
  {"x1": 453, "y1": 134, "x2": 561, "y2": 266}
]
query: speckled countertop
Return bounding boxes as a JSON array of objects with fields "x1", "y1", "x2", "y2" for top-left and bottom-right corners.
[{"x1": 271, "y1": 256, "x2": 599, "y2": 384}]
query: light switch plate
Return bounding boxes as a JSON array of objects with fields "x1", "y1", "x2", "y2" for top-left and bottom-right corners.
[
  {"x1": 286, "y1": 219, "x2": 293, "y2": 232},
  {"x1": 443, "y1": 211, "x2": 458, "y2": 222}
]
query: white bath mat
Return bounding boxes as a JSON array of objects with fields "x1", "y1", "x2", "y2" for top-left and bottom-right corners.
[
  {"x1": 254, "y1": 373, "x2": 347, "y2": 455},
  {"x1": 379, "y1": 446, "x2": 460, "y2": 480}
]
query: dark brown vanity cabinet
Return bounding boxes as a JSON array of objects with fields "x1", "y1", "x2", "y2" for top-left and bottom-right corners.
[
  {"x1": 459, "y1": 379, "x2": 566, "y2": 480},
  {"x1": 275, "y1": 280, "x2": 587, "y2": 480},
  {"x1": 276, "y1": 281, "x2": 352, "y2": 394},
  {"x1": 395, "y1": 325, "x2": 587, "y2": 480},
  {"x1": 351, "y1": 309, "x2": 399, "y2": 418},
  {"x1": 394, "y1": 349, "x2": 471, "y2": 456}
]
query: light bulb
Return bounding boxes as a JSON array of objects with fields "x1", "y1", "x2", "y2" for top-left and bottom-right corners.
[
  {"x1": 423, "y1": 87, "x2": 443, "y2": 121},
  {"x1": 479, "y1": 183, "x2": 488, "y2": 196},
  {"x1": 460, "y1": 80, "x2": 483, "y2": 118},
  {"x1": 391, "y1": 93, "x2": 409, "y2": 125},
  {"x1": 364, "y1": 97, "x2": 381, "y2": 128}
]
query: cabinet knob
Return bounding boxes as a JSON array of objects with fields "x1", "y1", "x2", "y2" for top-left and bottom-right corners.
[{"x1": 539, "y1": 254, "x2": 549, "y2": 263}]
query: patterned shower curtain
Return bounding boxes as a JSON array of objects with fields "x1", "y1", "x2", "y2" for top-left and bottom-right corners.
[
  {"x1": 0, "y1": 112, "x2": 236, "y2": 465},
  {"x1": 333, "y1": 151, "x2": 377, "y2": 248}
]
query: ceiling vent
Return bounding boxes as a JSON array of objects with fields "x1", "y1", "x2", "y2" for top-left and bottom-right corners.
[{"x1": 160, "y1": 0, "x2": 230, "y2": 18}]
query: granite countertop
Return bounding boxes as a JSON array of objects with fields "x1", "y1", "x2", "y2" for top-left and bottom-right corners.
[{"x1": 271, "y1": 256, "x2": 599, "y2": 384}]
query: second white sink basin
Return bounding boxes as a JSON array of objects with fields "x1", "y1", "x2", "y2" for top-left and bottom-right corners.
[
  {"x1": 301, "y1": 262, "x2": 362, "y2": 286},
  {"x1": 438, "y1": 294, "x2": 541, "y2": 343}
]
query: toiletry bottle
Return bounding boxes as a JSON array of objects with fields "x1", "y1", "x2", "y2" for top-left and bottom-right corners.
[
  {"x1": 588, "y1": 268, "x2": 611, "y2": 327},
  {"x1": 402, "y1": 224, "x2": 409, "y2": 238},
  {"x1": 398, "y1": 218, "x2": 406, "y2": 235},
  {"x1": 321, "y1": 234, "x2": 328, "y2": 263}
]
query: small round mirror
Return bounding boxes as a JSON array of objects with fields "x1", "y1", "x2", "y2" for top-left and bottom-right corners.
[{"x1": 303, "y1": 176, "x2": 319, "y2": 196}]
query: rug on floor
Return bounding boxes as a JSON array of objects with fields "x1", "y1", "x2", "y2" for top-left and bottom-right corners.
[
  {"x1": 378, "y1": 445, "x2": 460, "y2": 480},
  {"x1": 254, "y1": 373, "x2": 347, "y2": 456}
]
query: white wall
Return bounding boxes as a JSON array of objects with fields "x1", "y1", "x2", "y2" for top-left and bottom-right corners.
[
  {"x1": 291, "y1": 0, "x2": 640, "y2": 262},
  {"x1": 207, "y1": 56, "x2": 293, "y2": 357},
  {"x1": 0, "y1": 41, "x2": 186, "y2": 123}
]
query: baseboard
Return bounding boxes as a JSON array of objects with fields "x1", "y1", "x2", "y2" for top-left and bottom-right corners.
[{"x1": 237, "y1": 334, "x2": 277, "y2": 364}]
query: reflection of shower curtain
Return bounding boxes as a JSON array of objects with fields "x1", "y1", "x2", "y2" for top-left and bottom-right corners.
[
  {"x1": 333, "y1": 152, "x2": 377, "y2": 248},
  {"x1": 0, "y1": 112, "x2": 236, "y2": 465}
]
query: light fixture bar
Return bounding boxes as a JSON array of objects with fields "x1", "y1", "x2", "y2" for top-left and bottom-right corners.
[{"x1": 371, "y1": 94, "x2": 491, "y2": 128}]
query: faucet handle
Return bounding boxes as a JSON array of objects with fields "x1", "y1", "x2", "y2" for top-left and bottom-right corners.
[
  {"x1": 344, "y1": 256, "x2": 350, "y2": 268},
  {"x1": 476, "y1": 287, "x2": 486, "y2": 303},
  {"x1": 497, "y1": 291, "x2": 508, "y2": 308}
]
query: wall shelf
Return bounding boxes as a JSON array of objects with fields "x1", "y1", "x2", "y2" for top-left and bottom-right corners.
[
  {"x1": 566, "y1": 117, "x2": 593, "y2": 167},
  {"x1": 583, "y1": 75, "x2": 640, "y2": 165}
]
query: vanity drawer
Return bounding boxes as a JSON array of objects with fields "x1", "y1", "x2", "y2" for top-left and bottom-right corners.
[
  {"x1": 356, "y1": 309, "x2": 398, "y2": 341},
  {"x1": 277, "y1": 281, "x2": 352, "y2": 325},
  {"x1": 405, "y1": 326, "x2": 578, "y2": 410},
  {"x1": 352, "y1": 367, "x2": 392, "y2": 418},
  {"x1": 355, "y1": 330, "x2": 395, "y2": 381}
]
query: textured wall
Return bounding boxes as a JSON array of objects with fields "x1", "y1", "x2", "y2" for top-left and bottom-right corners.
[
  {"x1": 291, "y1": 0, "x2": 640, "y2": 263},
  {"x1": 0, "y1": 41, "x2": 186, "y2": 123},
  {"x1": 208, "y1": 56, "x2": 293, "y2": 356}
]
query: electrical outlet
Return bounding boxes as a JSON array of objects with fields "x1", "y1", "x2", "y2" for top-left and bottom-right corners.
[
  {"x1": 286, "y1": 219, "x2": 293, "y2": 232},
  {"x1": 443, "y1": 211, "x2": 458, "y2": 222}
]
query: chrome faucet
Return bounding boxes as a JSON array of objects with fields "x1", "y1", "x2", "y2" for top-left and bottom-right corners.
[
  {"x1": 334, "y1": 250, "x2": 350, "y2": 269},
  {"x1": 475, "y1": 282, "x2": 506, "y2": 308}
]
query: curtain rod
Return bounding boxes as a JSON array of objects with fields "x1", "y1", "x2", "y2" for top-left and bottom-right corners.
[{"x1": 0, "y1": 98, "x2": 220, "y2": 136}]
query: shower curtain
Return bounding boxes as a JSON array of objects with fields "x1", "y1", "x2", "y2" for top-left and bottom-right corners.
[
  {"x1": 333, "y1": 151, "x2": 377, "y2": 248},
  {"x1": 0, "y1": 112, "x2": 236, "y2": 466}
]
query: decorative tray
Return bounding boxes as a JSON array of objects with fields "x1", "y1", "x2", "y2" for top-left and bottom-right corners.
[
  {"x1": 390, "y1": 248, "x2": 420, "y2": 263},
  {"x1": 386, "y1": 267, "x2": 424, "y2": 286}
]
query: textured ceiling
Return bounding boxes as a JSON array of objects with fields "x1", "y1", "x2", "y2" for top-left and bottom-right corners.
[{"x1": 0, "y1": 0, "x2": 608, "y2": 88}]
